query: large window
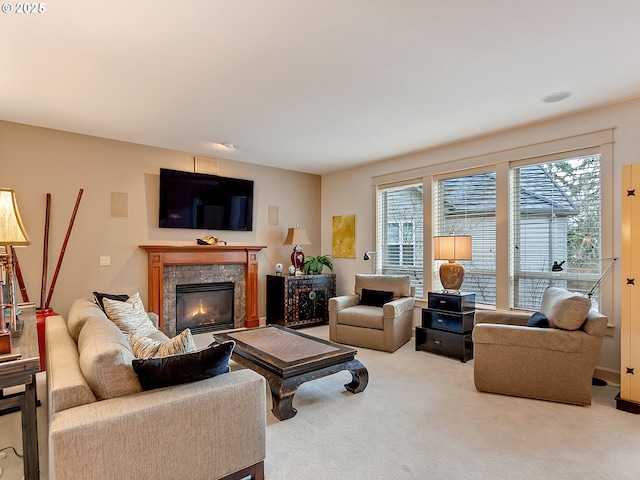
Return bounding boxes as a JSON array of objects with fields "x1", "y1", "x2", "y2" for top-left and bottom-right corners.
[
  {"x1": 511, "y1": 154, "x2": 601, "y2": 309},
  {"x1": 433, "y1": 172, "x2": 497, "y2": 304},
  {"x1": 376, "y1": 182, "x2": 424, "y2": 297},
  {"x1": 373, "y1": 131, "x2": 611, "y2": 311}
]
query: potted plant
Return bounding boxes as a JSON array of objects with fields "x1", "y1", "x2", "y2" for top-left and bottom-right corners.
[{"x1": 302, "y1": 255, "x2": 334, "y2": 275}]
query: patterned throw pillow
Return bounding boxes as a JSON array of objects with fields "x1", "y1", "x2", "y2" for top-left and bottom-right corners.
[
  {"x1": 132, "y1": 340, "x2": 235, "y2": 391},
  {"x1": 129, "y1": 329, "x2": 197, "y2": 359},
  {"x1": 103, "y1": 292, "x2": 157, "y2": 337}
]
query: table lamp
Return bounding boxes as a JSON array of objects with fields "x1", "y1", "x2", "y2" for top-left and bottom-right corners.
[
  {"x1": 283, "y1": 227, "x2": 311, "y2": 274},
  {"x1": 433, "y1": 235, "x2": 472, "y2": 293},
  {"x1": 0, "y1": 188, "x2": 31, "y2": 353}
]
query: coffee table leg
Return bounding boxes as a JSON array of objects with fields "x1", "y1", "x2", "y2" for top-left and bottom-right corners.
[
  {"x1": 344, "y1": 359, "x2": 369, "y2": 394},
  {"x1": 269, "y1": 377, "x2": 299, "y2": 421}
]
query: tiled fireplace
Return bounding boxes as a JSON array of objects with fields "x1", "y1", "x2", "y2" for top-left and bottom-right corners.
[
  {"x1": 140, "y1": 245, "x2": 266, "y2": 335},
  {"x1": 164, "y1": 266, "x2": 244, "y2": 336}
]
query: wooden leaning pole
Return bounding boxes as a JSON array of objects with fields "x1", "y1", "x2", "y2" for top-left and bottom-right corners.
[{"x1": 36, "y1": 189, "x2": 84, "y2": 371}]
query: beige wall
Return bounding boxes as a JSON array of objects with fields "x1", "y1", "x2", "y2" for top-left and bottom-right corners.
[
  {"x1": 1, "y1": 121, "x2": 321, "y2": 319},
  {"x1": 322, "y1": 97, "x2": 640, "y2": 376}
]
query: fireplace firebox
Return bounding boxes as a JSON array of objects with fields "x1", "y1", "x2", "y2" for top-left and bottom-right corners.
[{"x1": 176, "y1": 282, "x2": 234, "y2": 334}]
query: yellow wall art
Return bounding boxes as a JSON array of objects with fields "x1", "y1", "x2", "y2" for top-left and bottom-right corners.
[{"x1": 332, "y1": 214, "x2": 356, "y2": 258}]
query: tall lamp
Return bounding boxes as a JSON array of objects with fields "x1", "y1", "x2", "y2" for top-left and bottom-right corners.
[
  {"x1": 0, "y1": 188, "x2": 31, "y2": 353},
  {"x1": 283, "y1": 227, "x2": 311, "y2": 274},
  {"x1": 434, "y1": 235, "x2": 472, "y2": 293}
]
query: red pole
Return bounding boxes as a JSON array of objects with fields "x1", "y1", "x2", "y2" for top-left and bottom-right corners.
[
  {"x1": 40, "y1": 193, "x2": 51, "y2": 310},
  {"x1": 45, "y1": 189, "x2": 83, "y2": 309}
]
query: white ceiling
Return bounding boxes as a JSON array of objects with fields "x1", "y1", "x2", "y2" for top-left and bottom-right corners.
[{"x1": 2, "y1": 1, "x2": 640, "y2": 175}]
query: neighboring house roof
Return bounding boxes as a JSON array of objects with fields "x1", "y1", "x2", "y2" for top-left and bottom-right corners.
[{"x1": 442, "y1": 166, "x2": 579, "y2": 216}]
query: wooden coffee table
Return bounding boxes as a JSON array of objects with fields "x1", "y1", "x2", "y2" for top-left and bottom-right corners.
[{"x1": 213, "y1": 325, "x2": 368, "y2": 420}]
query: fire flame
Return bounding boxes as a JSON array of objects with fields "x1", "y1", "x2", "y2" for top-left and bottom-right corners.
[{"x1": 191, "y1": 299, "x2": 206, "y2": 318}]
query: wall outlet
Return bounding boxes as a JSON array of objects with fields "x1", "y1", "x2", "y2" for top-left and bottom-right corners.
[{"x1": 99, "y1": 256, "x2": 111, "y2": 266}]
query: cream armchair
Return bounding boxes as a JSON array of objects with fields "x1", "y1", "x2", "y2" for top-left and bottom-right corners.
[
  {"x1": 329, "y1": 274, "x2": 415, "y2": 352},
  {"x1": 472, "y1": 287, "x2": 607, "y2": 405}
]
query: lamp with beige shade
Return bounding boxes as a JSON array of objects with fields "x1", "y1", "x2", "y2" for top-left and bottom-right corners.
[
  {"x1": 0, "y1": 188, "x2": 31, "y2": 353},
  {"x1": 433, "y1": 235, "x2": 472, "y2": 293}
]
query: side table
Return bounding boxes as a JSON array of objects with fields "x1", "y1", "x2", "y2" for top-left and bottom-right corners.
[
  {"x1": 266, "y1": 274, "x2": 336, "y2": 328},
  {"x1": 0, "y1": 306, "x2": 40, "y2": 480},
  {"x1": 415, "y1": 291, "x2": 475, "y2": 363}
]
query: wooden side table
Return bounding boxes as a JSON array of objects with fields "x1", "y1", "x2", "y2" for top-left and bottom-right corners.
[{"x1": 0, "y1": 306, "x2": 40, "y2": 480}]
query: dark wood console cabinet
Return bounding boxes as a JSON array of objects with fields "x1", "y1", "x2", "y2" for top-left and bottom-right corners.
[
  {"x1": 266, "y1": 274, "x2": 336, "y2": 328},
  {"x1": 416, "y1": 291, "x2": 475, "y2": 363}
]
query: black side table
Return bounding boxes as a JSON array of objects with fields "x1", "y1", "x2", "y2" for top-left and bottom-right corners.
[{"x1": 415, "y1": 291, "x2": 475, "y2": 363}]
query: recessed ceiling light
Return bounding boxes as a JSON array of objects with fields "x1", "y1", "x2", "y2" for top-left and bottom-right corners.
[
  {"x1": 542, "y1": 91, "x2": 572, "y2": 103},
  {"x1": 219, "y1": 142, "x2": 236, "y2": 149}
]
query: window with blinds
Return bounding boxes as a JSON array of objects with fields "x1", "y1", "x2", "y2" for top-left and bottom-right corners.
[
  {"x1": 511, "y1": 154, "x2": 601, "y2": 309},
  {"x1": 376, "y1": 182, "x2": 424, "y2": 297},
  {"x1": 433, "y1": 172, "x2": 497, "y2": 303}
]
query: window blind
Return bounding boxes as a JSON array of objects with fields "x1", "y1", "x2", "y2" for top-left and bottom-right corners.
[
  {"x1": 433, "y1": 172, "x2": 497, "y2": 303},
  {"x1": 511, "y1": 154, "x2": 601, "y2": 309},
  {"x1": 376, "y1": 181, "x2": 424, "y2": 297}
]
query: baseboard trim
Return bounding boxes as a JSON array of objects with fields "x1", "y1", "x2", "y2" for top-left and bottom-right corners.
[{"x1": 593, "y1": 367, "x2": 620, "y2": 386}]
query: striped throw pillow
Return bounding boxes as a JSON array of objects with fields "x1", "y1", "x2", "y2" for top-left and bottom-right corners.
[
  {"x1": 129, "y1": 329, "x2": 197, "y2": 359},
  {"x1": 103, "y1": 292, "x2": 157, "y2": 337}
]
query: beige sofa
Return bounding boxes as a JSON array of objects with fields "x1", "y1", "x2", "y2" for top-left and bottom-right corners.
[
  {"x1": 472, "y1": 287, "x2": 608, "y2": 405},
  {"x1": 329, "y1": 274, "x2": 415, "y2": 352},
  {"x1": 46, "y1": 298, "x2": 266, "y2": 480}
]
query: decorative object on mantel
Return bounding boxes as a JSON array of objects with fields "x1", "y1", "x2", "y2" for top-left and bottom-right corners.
[
  {"x1": 302, "y1": 255, "x2": 334, "y2": 275},
  {"x1": 197, "y1": 236, "x2": 227, "y2": 246},
  {"x1": 433, "y1": 234, "x2": 472, "y2": 293},
  {"x1": 283, "y1": 226, "x2": 311, "y2": 274},
  {"x1": 275, "y1": 263, "x2": 283, "y2": 275},
  {"x1": 0, "y1": 188, "x2": 31, "y2": 351}
]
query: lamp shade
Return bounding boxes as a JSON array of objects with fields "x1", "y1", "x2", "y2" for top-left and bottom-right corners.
[
  {"x1": 433, "y1": 235, "x2": 472, "y2": 261},
  {"x1": 283, "y1": 227, "x2": 311, "y2": 246},
  {"x1": 0, "y1": 188, "x2": 30, "y2": 246}
]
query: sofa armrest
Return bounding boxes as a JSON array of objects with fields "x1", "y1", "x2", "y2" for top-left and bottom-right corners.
[
  {"x1": 474, "y1": 310, "x2": 531, "y2": 326},
  {"x1": 383, "y1": 296, "x2": 415, "y2": 318},
  {"x1": 329, "y1": 294, "x2": 360, "y2": 312},
  {"x1": 49, "y1": 369, "x2": 266, "y2": 480}
]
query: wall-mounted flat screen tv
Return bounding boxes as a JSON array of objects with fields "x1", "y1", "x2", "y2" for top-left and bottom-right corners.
[{"x1": 159, "y1": 168, "x2": 253, "y2": 231}]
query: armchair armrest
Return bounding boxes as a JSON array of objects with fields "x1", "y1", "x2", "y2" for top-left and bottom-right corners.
[
  {"x1": 474, "y1": 309, "x2": 530, "y2": 326},
  {"x1": 383, "y1": 296, "x2": 415, "y2": 318},
  {"x1": 472, "y1": 323, "x2": 587, "y2": 353},
  {"x1": 329, "y1": 294, "x2": 360, "y2": 312}
]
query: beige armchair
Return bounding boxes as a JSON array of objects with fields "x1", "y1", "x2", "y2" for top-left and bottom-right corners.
[
  {"x1": 472, "y1": 287, "x2": 607, "y2": 405},
  {"x1": 329, "y1": 274, "x2": 415, "y2": 352}
]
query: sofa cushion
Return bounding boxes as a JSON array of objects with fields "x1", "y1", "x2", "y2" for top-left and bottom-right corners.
[
  {"x1": 132, "y1": 340, "x2": 235, "y2": 390},
  {"x1": 78, "y1": 316, "x2": 143, "y2": 400},
  {"x1": 93, "y1": 291, "x2": 129, "y2": 313},
  {"x1": 129, "y1": 328, "x2": 197, "y2": 359},
  {"x1": 526, "y1": 311, "x2": 549, "y2": 328},
  {"x1": 359, "y1": 288, "x2": 394, "y2": 307},
  {"x1": 68, "y1": 297, "x2": 109, "y2": 343},
  {"x1": 103, "y1": 292, "x2": 158, "y2": 337},
  {"x1": 539, "y1": 287, "x2": 591, "y2": 331}
]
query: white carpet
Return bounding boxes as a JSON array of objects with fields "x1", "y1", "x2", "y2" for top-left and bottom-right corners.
[{"x1": 2, "y1": 325, "x2": 639, "y2": 479}]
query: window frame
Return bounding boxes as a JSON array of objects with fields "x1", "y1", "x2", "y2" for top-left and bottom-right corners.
[{"x1": 372, "y1": 130, "x2": 613, "y2": 323}]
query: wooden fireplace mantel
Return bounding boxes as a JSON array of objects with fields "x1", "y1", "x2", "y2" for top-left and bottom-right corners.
[{"x1": 140, "y1": 245, "x2": 266, "y2": 331}]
